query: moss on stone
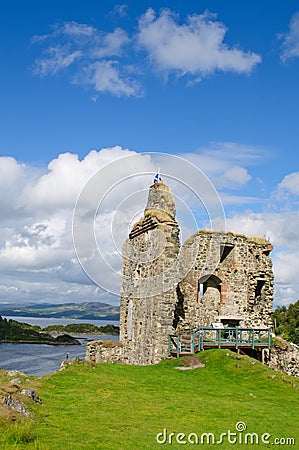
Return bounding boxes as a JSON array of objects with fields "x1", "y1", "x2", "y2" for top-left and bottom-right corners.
[
  {"x1": 144, "y1": 209, "x2": 173, "y2": 222},
  {"x1": 88, "y1": 340, "x2": 123, "y2": 349},
  {"x1": 130, "y1": 209, "x2": 174, "y2": 233},
  {"x1": 183, "y1": 229, "x2": 271, "y2": 246},
  {"x1": 102, "y1": 340, "x2": 123, "y2": 348},
  {"x1": 247, "y1": 235, "x2": 271, "y2": 245}
]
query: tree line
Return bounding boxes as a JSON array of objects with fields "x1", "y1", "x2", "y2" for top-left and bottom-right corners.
[{"x1": 272, "y1": 299, "x2": 299, "y2": 345}]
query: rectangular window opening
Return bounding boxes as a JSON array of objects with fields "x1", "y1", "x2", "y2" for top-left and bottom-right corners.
[{"x1": 220, "y1": 243, "x2": 234, "y2": 263}]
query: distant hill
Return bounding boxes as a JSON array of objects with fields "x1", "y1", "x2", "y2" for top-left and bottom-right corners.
[{"x1": 0, "y1": 301, "x2": 120, "y2": 321}]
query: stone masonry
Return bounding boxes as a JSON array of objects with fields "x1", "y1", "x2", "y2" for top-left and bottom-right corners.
[
  {"x1": 176, "y1": 230, "x2": 274, "y2": 334},
  {"x1": 86, "y1": 179, "x2": 274, "y2": 366},
  {"x1": 119, "y1": 181, "x2": 181, "y2": 364}
]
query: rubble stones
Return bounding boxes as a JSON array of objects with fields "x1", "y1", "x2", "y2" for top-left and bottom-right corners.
[
  {"x1": 269, "y1": 339, "x2": 299, "y2": 378},
  {"x1": 2, "y1": 394, "x2": 30, "y2": 417},
  {"x1": 20, "y1": 389, "x2": 42, "y2": 403}
]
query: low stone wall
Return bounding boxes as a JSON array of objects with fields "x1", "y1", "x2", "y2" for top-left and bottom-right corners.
[
  {"x1": 86, "y1": 337, "x2": 299, "y2": 378},
  {"x1": 86, "y1": 340, "x2": 126, "y2": 364},
  {"x1": 269, "y1": 338, "x2": 299, "y2": 377}
]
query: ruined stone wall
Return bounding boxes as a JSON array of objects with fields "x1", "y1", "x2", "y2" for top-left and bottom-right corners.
[
  {"x1": 86, "y1": 180, "x2": 274, "y2": 367},
  {"x1": 86, "y1": 340, "x2": 125, "y2": 364},
  {"x1": 176, "y1": 231, "x2": 274, "y2": 333},
  {"x1": 246, "y1": 239, "x2": 274, "y2": 327},
  {"x1": 119, "y1": 182, "x2": 181, "y2": 364},
  {"x1": 268, "y1": 338, "x2": 299, "y2": 378}
]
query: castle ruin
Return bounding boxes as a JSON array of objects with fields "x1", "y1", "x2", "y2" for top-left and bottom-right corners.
[{"x1": 86, "y1": 179, "x2": 274, "y2": 365}]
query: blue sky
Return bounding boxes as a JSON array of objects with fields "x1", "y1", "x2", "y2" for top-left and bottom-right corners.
[{"x1": 0, "y1": 1, "x2": 299, "y2": 307}]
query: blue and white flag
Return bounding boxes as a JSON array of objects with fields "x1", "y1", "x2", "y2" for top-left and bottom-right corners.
[{"x1": 154, "y1": 172, "x2": 162, "y2": 183}]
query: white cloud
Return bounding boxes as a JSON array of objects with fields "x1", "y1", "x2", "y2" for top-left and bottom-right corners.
[
  {"x1": 224, "y1": 211, "x2": 299, "y2": 248},
  {"x1": 0, "y1": 146, "x2": 297, "y2": 308},
  {"x1": 0, "y1": 219, "x2": 68, "y2": 270},
  {"x1": 33, "y1": 47, "x2": 82, "y2": 77},
  {"x1": 59, "y1": 21, "x2": 96, "y2": 38},
  {"x1": 92, "y1": 28, "x2": 130, "y2": 58},
  {"x1": 112, "y1": 4, "x2": 128, "y2": 19},
  {"x1": 23, "y1": 146, "x2": 137, "y2": 213},
  {"x1": 179, "y1": 142, "x2": 263, "y2": 192},
  {"x1": 32, "y1": 21, "x2": 139, "y2": 97},
  {"x1": 137, "y1": 9, "x2": 261, "y2": 81},
  {"x1": 77, "y1": 60, "x2": 142, "y2": 97},
  {"x1": 32, "y1": 10, "x2": 262, "y2": 97},
  {"x1": 280, "y1": 12, "x2": 299, "y2": 62},
  {"x1": 0, "y1": 156, "x2": 25, "y2": 185},
  {"x1": 0, "y1": 276, "x2": 107, "y2": 304},
  {"x1": 277, "y1": 171, "x2": 299, "y2": 196},
  {"x1": 222, "y1": 167, "x2": 251, "y2": 187},
  {"x1": 274, "y1": 250, "x2": 299, "y2": 285},
  {"x1": 274, "y1": 286, "x2": 298, "y2": 307},
  {"x1": 0, "y1": 156, "x2": 40, "y2": 221},
  {"x1": 0, "y1": 147, "x2": 155, "y2": 304}
]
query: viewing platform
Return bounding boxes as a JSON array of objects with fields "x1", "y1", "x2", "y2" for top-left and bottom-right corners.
[{"x1": 168, "y1": 326, "x2": 271, "y2": 359}]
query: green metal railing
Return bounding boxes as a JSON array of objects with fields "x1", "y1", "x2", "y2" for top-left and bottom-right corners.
[
  {"x1": 168, "y1": 334, "x2": 181, "y2": 358},
  {"x1": 168, "y1": 327, "x2": 271, "y2": 356},
  {"x1": 192, "y1": 327, "x2": 271, "y2": 352}
]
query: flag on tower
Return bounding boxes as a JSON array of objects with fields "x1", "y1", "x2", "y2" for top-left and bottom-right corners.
[{"x1": 154, "y1": 169, "x2": 162, "y2": 183}]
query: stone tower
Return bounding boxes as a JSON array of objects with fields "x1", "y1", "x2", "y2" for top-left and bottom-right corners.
[{"x1": 120, "y1": 180, "x2": 180, "y2": 364}]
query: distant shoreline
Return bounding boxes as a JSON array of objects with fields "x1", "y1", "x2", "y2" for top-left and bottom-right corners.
[
  {"x1": 0, "y1": 316, "x2": 118, "y2": 346},
  {"x1": 0, "y1": 340, "x2": 80, "y2": 346},
  {"x1": 1, "y1": 313, "x2": 120, "y2": 321},
  {"x1": 2, "y1": 315, "x2": 120, "y2": 327}
]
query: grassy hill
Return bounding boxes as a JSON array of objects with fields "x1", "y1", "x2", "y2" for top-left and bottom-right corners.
[{"x1": 0, "y1": 350, "x2": 298, "y2": 449}]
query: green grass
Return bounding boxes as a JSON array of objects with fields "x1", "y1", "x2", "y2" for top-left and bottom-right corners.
[{"x1": 0, "y1": 350, "x2": 298, "y2": 449}]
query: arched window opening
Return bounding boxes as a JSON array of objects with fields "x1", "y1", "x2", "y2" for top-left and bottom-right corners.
[
  {"x1": 255, "y1": 279, "x2": 265, "y2": 298},
  {"x1": 198, "y1": 274, "x2": 222, "y2": 311},
  {"x1": 198, "y1": 275, "x2": 222, "y2": 301}
]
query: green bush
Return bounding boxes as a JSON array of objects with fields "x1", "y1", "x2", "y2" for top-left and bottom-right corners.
[{"x1": 272, "y1": 300, "x2": 299, "y2": 344}]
